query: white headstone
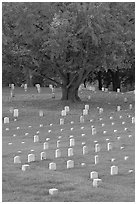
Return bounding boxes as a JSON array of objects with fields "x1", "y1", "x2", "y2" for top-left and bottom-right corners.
[
  {"x1": 107, "y1": 142, "x2": 112, "y2": 151},
  {"x1": 13, "y1": 109, "x2": 19, "y2": 117},
  {"x1": 93, "y1": 178, "x2": 102, "y2": 187},
  {"x1": 49, "y1": 188, "x2": 58, "y2": 196},
  {"x1": 61, "y1": 110, "x2": 66, "y2": 116},
  {"x1": 39, "y1": 110, "x2": 44, "y2": 117},
  {"x1": 64, "y1": 106, "x2": 69, "y2": 112},
  {"x1": 99, "y1": 108, "x2": 103, "y2": 114},
  {"x1": 57, "y1": 140, "x2": 60, "y2": 148},
  {"x1": 95, "y1": 144, "x2": 100, "y2": 152},
  {"x1": 70, "y1": 138, "x2": 75, "y2": 147},
  {"x1": 102, "y1": 123, "x2": 105, "y2": 127},
  {"x1": 22, "y1": 164, "x2": 29, "y2": 171},
  {"x1": 117, "y1": 106, "x2": 121, "y2": 111},
  {"x1": 85, "y1": 104, "x2": 89, "y2": 110},
  {"x1": 28, "y1": 154, "x2": 35, "y2": 163},
  {"x1": 111, "y1": 165, "x2": 118, "y2": 175},
  {"x1": 90, "y1": 171, "x2": 98, "y2": 179},
  {"x1": 43, "y1": 142, "x2": 49, "y2": 150},
  {"x1": 49, "y1": 162, "x2": 56, "y2": 170},
  {"x1": 83, "y1": 146, "x2": 88, "y2": 155},
  {"x1": 102, "y1": 87, "x2": 104, "y2": 91},
  {"x1": 132, "y1": 117, "x2": 135, "y2": 124},
  {"x1": 14, "y1": 156, "x2": 21, "y2": 164},
  {"x1": 55, "y1": 149, "x2": 61, "y2": 158},
  {"x1": 129, "y1": 104, "x2": 132, "y2": 109},
  {"x1": 34, "y1": 135, "x2": 39, "y2": 143},
  {"x1": 80, "y1": 115, "x2": 84, "y2": 123},
  {"x1": 60, "y1": 118, "x2": 64, "y2": 125},
  {"x1": 91, "y1": 127, "x2": 96, "y2": 135},
  {"x1": 83, "y1": 109, "x2": 88, "y2": 115},
  {"x1": 95, "y1": 155, "x2": 99, "y2": 164},
  {"x1": 124, "y1": 97, "x2": 128, "y2": 102},
  {"x1": 40, "y1": 152, "x2": 46, "y2": 160},
  {"x1": 67, "y1": 160, "x2": 74, "y2": 169},
  {"x1": 117, "y1": 88, "x2": 120, "y2": 93},
  {"x1": 68, "y1": 148, "x2": 73, "y2": 157},
  {"x1": 4, "y1": 117, "x2": 9, "y2": 124}
]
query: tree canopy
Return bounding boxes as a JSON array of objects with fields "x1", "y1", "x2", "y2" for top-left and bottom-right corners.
[{"x1": 2, "y1": 2, "x2": 135, "y2": 100}]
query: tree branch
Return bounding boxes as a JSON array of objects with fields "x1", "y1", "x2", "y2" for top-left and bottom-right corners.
[{"x1": 43, "y1": 75, "x2": 63, "y2": 87}]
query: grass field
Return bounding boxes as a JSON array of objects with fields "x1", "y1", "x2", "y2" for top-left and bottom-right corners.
[{"x1": 2, "y1": 87, "x2": 135, "y2": 202}]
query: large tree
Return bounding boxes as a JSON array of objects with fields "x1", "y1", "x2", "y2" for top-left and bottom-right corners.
[{"x1": 2, "y1": 2, "x2": 135, "y2": 101}]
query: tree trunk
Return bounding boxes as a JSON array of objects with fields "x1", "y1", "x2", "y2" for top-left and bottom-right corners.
[
  {"x1": 110, "y1": 69, "x2": 120, "y2": 92},
  {"x1": 97, "y1": 71, "x2": 102, "y2": 90},
  {"x1": 61, "y1": 86, "x2": 81, "y2": 102}
]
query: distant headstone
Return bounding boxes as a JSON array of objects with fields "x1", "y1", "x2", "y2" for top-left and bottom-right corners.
[
  {"x1": 68, "y1": 148, "x2": 73, "y2": 157},
  {"x1": 70, "y1": 138, "x2": 75, "y2": 147},
  {"x1": 90, "y1": 171, "x2": 98, "y2": 179},
  {"x1": 102, "y1": 87, "x2": 105, "y2": 91},
  {"x1": 95, "y1": 143, "x2": 100, "y2": 152},
  {"x1": 49, "y1": 188, "x2": 58, "y2": 196},
  {"x1": 40, "y1": 152, "x2": 46, "y2": 160},
  {"x1": 132, "y1": 117, "x2": 135, "y2": 124},
  {"x1": 117, "y1": 88, "x2": 120, "y2": 93},
  {"x1": 80, "y1": 115, "x2": 84, "y2": 123},
  {"x1": 85, "y1": 104, "x2": 89, "y2": 110},
  {"x1": 64, "y1": 106, "x2": 69, "y2": 112},
  {"x1": 28, "y1": 154, "x2": 35, "y2": 163},
  {"x1": 13, "y1": 109, "x2": 19, "y2": 117},
  {"x1": 129, "y1": 104, "x2": 132, "y2": 109},
  {"x1": 22, "y1": 164, "x2": 30, "y2": 171},
  {"x1": 117, "y1": 106, "x2": 121, "y2": 111},
  {"x1": 57, "y1": 140, "x2": 60, "y2": 148},
  {"x1": 95, "y1": 155, "x2": 99, "y2": 164},
  {"x1": 91, "y1": 126, "x2": 96, "y2": 135},
  {"x1": 60, "y1": 118, "x2": 64, "y2": 125},
  {"x1": 67, "y1": 160, "x2": 74, "y2": 169},
  {"x1": 24, "y1": 84, "x2": 28, "y2": 92},
  {"x1": 55, "y1": 149, "x2": 61, "y2": 158},
  {"x1": 111, "y1": 165, "x2": 118, "y2": 175},
  {"x1": 61, "y1": 110, "x2": 66, "y2": 116},
  {"x1": 14, "y1": 156, "x2": 21, "y2": 164},
  {"x1": 93, "y1": 178, "x2": 102, "y2": 187},
  {"x1": 39, "y1": 110, "x2": 44, "y2": 117},
  {"x1": 43, "y1": 142, "x2": 49, "y2": 150},
  {"x1": 83, "y1": 109, "x2": 88, "y2": 115},
  {"x1": 49, "y1": 162, "x2": 56, "y2": 170},
  {"x1": 34, "y1": 135, "x2": 39, "y2": 143},
  {"x1": 107, "y1": 142, "x2": 112, "y2": 151},
  {"x1": 83, "y1": 146, "x2": 88, "y2": 155},
  {"x1": 4, "y1": 117, "x2": 9, "y2": 124}
]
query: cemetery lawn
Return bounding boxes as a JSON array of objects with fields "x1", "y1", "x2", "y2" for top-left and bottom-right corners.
[{"x1": 2, "y1": 87, "x2": 135, "y2": 202}]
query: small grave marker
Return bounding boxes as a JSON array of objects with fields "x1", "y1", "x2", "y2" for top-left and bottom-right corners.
[
  {"x1": 107, "y1": 142, "x2": 112, "y2": 151},
  {"x1": 111, "y1": 165, "x2": 118, "y2": 175},
  {"x1": 4, "y1": 117, "x2": 9, "y2": 124},
  {"x1": 83, "y1": 146, "x2": 88, "y2": 155},
  {"x1": 14, "y1": 156, "x2": 21, "y2": 164},
  {"x1": 40, "y1": 152, "x2": 46, "y2": 160},
  {"x1": 55, "y1": 149, "x2": 61, "y2": 158},
  {"x1": 90, "y1": 171, "x2": 98, "y2": 179},
  {"x1": 93, "y1": 179, "x2": 102, "y2": 187},
  {"x1": 49, "y1": 162, "x2": 56, "y2": 170},
  {"x1": 117, "y1": 106, "x2": 121, "y2": 111},
  {"x1": 129, "y1": 104, "x2": 132, "y2": 109},
  {"x1": 49, "y1": 188, "x2": 58, "y2": 196},
  {"x1": 28, "y1": 154, "x2": 35, "y2": 163},
  {"x1": 43, "y1": 142, "x2": 49, "y2": 150},
  {"x1": 95, "y1": 144, "x2": 100, "y2": 152},
  {"x1": 70, "y1": 138, "x2": 75, "y2": 147},
  {"x1": 68, "y1": 148, "x2": 73, "y2": 157},
  {"x1": 60, "y1": 118, "x2": 64, "y2": 125},
  {"x1": 67, "y1": 160, "x2": 74, "y2": 169},
  {"x1": 34, "y1": 135, "x2": 39, "y2": 143},
  {"x1": 39, "y1": 110, "x2": 44, "y2": 117},
  {"x1": 13, "y1": 109, "x2": 19, "y2": 117},
  {"x1": 80, "y1": 116, "x2": 84, "y2": 123},
  {"x1": 22, "y1": 164, "x2": 30, "y2": 171},
  {"x1": 95, "y1": 155, "x2": 99, "y2": 164}
]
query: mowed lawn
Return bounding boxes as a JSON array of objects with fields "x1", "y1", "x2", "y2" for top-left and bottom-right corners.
[{"x1": 2, "y1": 87, "x2": 135, "y2": 202}]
